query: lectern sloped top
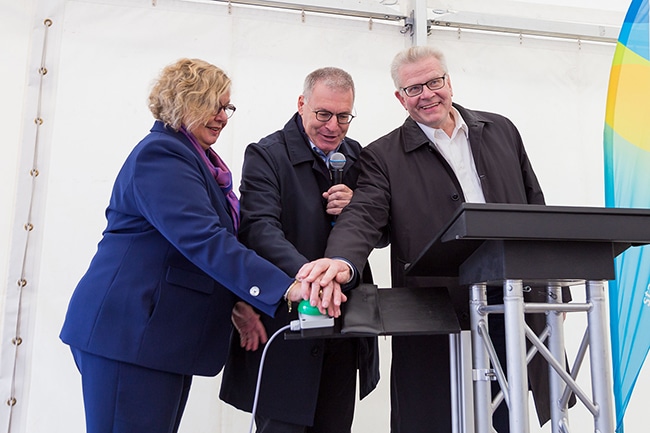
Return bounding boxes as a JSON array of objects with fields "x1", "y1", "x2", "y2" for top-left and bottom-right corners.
[{"x1": 405, "y1": 203, "x2": 650, "y2": 281}]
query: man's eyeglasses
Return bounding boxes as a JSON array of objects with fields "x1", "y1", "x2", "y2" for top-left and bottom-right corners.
[
  {"x1": 401, "y1": 75, "x2": 447, "y2": 97},
  {"x1": 311, "y1": 108, "x2": 355, "y2": 125},
  {"x1": 216, "y1": 104, "x2": 236, "y2": 118}
]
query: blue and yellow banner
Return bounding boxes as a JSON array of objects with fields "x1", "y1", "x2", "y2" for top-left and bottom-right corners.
[{"x1": 604, "y1": 0, "x2": 650, "y2": 431}]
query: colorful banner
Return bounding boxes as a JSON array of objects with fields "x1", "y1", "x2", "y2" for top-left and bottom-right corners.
[{"x1": 604, "y1": 0, "x2": 650, "y2": 431}]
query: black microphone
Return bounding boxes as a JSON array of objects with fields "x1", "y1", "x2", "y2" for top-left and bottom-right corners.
[
  {"x1": 329, "y1": 152, "x2": 346, "y2": 185},
  {"x1": 328, "y1": 152, "x2": 346, "y2": 226}
]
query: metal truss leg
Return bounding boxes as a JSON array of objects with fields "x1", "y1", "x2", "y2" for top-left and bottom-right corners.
[
  {"x1": 503, "y1": 279, "x2": 530, "y2": 433},
  {"x1": 547, "y1": 283, "x2": 570, "y2": 431},
  {"x1": 470, "y1": 283, "x2": 492, "y2": 433},
  {"x1": 586, "y1": 280, "x2": 614, "y2": 433},
  {"x1": 450, "y1": 331, "x2": 475, "y2": 433}
]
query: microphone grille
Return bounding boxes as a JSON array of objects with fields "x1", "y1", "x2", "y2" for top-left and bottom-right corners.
[{"x1": 329, "y1": 152, "x2": 346, "y2": 170}]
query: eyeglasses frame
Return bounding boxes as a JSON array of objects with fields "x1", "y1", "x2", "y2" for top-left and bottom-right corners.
[
  {"x1": 401, "y1": 74, "x2": 447, "y2": 97},
  {"x1": 308, "y1": 105, "x2": 356, "y2": 125},
  {"x1": 216, "y1": 104, "x2": 237, "y2": 118}
]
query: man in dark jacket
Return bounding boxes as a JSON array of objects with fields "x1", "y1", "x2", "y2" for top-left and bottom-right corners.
[
  {"x1": 219, "y1": 67, "x2": 379, "y2": 433},
  {"x1": 297, "y1": 46, "x2": 569, "y2": 432}
]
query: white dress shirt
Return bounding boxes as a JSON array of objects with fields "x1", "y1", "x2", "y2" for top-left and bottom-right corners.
[{"x1": 417, "y1": 107, "x2": 486, "y2": 203}]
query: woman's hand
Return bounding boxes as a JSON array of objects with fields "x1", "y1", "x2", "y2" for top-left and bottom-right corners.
[{"x1": 231, "y1": 301, "x2": 267, "y2": 351}]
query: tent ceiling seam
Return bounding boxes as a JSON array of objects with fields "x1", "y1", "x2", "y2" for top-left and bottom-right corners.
[{"x1": 180, "y1": 0, "x2": 619, "y2": 44}]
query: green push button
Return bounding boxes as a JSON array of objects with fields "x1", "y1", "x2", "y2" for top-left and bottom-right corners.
[{"x1": 298, "y1": 300, "x2": 323, "y2": 316}]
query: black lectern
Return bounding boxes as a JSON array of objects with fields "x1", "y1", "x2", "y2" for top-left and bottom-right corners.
[{"x1": 406, "y1": 203, "x2": 650, "y2": 433}]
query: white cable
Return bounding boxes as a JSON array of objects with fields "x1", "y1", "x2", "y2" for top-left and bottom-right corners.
[{"x1": 248, "y1": 322, "x2": 299, "y2": 433}]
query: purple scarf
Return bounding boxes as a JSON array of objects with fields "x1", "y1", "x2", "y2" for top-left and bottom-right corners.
[{"x1": 181, "y1": 127, "x2": 240, "y2": 234}]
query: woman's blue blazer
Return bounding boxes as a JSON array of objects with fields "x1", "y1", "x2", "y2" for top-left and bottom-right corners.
[{"x1": 60, "y1": 121, "x2": 293, "y2": 376}]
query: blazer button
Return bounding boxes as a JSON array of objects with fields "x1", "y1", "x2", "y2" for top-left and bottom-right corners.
[
  {"x1": 451, "y1": 194, "x2": 460, "y2": 201},
  {"x1": 249, "y1": 286, "x2": 260, "y2": 297}
]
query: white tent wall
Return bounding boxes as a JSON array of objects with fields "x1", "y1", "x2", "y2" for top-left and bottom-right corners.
[{"x1": 1, "y1": 0, "x2": 647, "y2": 432}]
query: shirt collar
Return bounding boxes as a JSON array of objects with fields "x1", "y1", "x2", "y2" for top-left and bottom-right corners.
[{"x1": 311, "y1": 141, "x2": 342, "y2": 164}]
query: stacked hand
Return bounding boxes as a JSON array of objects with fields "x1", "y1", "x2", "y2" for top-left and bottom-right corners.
[
  {"x1": 295, "y1": 258, "x2": 351, "y2": 317},
  {"x1": 233, "y1": 258, "x2": 351, "y2": 351}
]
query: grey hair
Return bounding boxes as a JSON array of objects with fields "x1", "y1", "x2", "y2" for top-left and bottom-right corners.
[
  {"x1": 302, "y1": 67, "x2": 355, "y2": 103},
  {"x1": 390, "y1": 46, "x2": 448, "y2": 89}
]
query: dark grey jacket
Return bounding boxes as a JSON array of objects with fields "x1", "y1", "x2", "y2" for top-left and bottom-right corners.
[
  {"x1": 219, "y1": 113, "x2": 379, "y2": 426},
  {"x1": 326, "y1": 103, "x2": 565, "y2": 427}
]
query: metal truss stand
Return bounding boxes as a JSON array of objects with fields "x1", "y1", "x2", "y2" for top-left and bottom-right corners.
[
  {"x1": 468, "y1": 279, "x2": 614, "y2": 433},
  {"x1": 406, "y1": 203, "x2": 650, "y2": 433}
]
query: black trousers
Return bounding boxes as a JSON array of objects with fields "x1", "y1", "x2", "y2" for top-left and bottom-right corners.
[{"x1": 255, "y1": 338, "x2": 357, "y2": 433}]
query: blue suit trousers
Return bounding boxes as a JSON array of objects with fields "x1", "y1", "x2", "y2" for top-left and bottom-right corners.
[{"x1": 71, "y1": 347, "x2": 192, "y2": 433}]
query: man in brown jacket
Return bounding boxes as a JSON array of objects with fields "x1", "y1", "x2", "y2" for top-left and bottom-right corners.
[{"x1": 298, "y1": 45, "x2": 570, "y2": 432}]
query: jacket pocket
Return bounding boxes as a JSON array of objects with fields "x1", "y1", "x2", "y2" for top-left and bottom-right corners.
[{"x1": 166, "y1": 266, "x2": 214, "y2": 295}]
